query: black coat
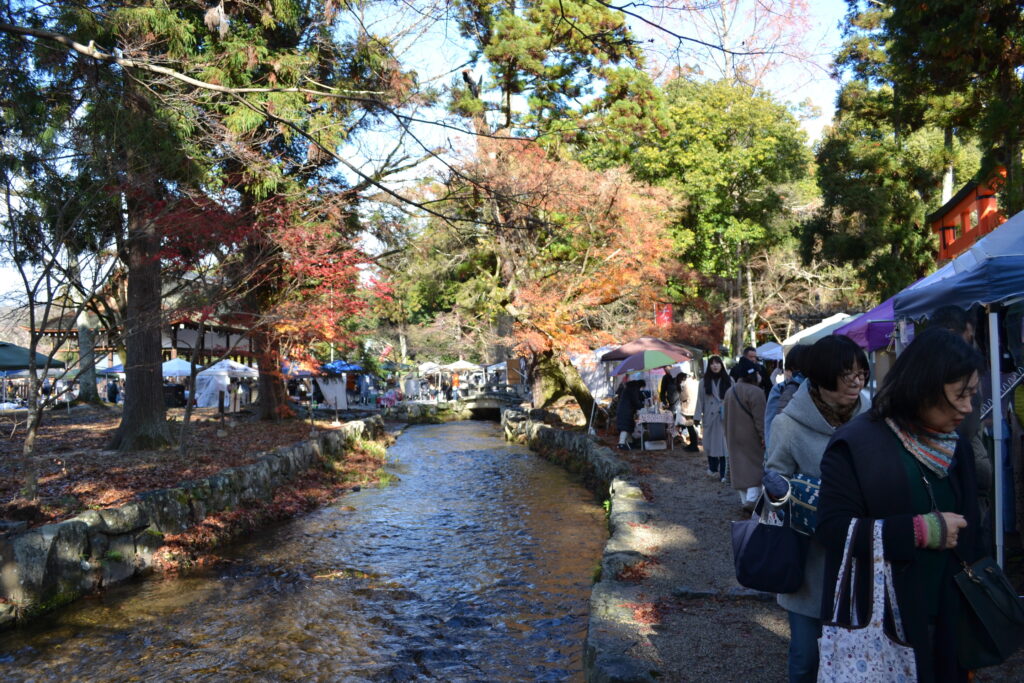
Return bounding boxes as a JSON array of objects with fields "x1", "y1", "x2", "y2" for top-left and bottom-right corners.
[
  {"x1": 659, "y1": 374, "x2": 680, "y2": 407},
  {"x1": 615, "y1": 381, "x2": 644, "y2": 432},
  {"x1": 816, "y1": 413, "x2": 982, "y2": 683}
]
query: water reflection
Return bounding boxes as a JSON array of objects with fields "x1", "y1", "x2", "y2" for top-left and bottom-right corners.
[{"x1": 0, "y1": 421, "x2": 606, "y2": 681}]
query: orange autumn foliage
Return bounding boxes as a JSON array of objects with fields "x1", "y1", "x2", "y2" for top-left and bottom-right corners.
[{"x1": 461, "y1": 137, "x2": 675, "y2": 355}]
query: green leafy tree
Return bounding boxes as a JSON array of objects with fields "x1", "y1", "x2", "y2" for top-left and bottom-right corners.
[
  {"x1": 2, "y1": 0, "x2": 420, "y2": 434},
  {"x1": 629, "y1": 78, "x2": 809, "y2": 351},
  {"x1": 802, "y1": 82, "x2": 980, "y2": 298},
  {"x1": 449, "y1": 0, "x2": 663, "y2": 159},
  {"x1": 881, "y1": 0, "x2": 1024, "y2": 214},
  {"x1": 800, "y1": 2, "x2": 983, "y2": 299}
]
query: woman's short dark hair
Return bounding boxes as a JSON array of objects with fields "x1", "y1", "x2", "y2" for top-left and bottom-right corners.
[
  {"x1": 803, "y1": 335, "x2": 868, "y2": 391},
  {"x1": 871, "y1": 327, "x2": 985, "y2": 425},
  {"x1": 784, "y1": 344, "x2": 809, "y2": 376}
]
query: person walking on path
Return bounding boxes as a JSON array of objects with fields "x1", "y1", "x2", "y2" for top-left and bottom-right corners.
[
  {"x1": 694, "y1": 356, "x2": 731, "y2": 478},
  {"x1": 723, "y1": 357, "x2": 765, "y2": 510},
  {"x1": 677, "y1": 372, "x2": 700, "y2": 451},
  {"x1": 816, "y1": 327, "x2": 984, "y2": 682},
  {"x1": 764, "y1": 335, "x2": 870, "y2": 683}
]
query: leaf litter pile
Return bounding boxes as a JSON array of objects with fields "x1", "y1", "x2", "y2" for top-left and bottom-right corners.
[{"x1": 0, "y1": 405, "x2": 390, "y2": 532}]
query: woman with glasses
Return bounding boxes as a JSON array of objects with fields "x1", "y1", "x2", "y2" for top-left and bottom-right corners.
[
  {"x1": 815, "y1": 328, "x2": 984, "y2": 682},
  {"x1": 764, "y1": 334, "x2": 871, "y2": 682}
]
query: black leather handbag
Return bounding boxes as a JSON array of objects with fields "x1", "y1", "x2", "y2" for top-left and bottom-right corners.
[
  {"x1": 954, "y1": 554, "x2": 1024, "y2": 670},
  {"x1": 731, "y1": 497, "x2": 808, "y2": 594}
]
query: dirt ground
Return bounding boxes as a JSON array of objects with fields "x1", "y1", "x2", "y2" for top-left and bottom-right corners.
[{"x1": 0, "y1": 404, "x2": 365, "y2": 528}]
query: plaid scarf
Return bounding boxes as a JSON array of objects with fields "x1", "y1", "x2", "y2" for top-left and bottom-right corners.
[
  {"x1": 809, "y1": 384, "x2": 859, "y2": 428},
  {"x1": 885, "y1": 417, "x2": 958, "y2": 478}
]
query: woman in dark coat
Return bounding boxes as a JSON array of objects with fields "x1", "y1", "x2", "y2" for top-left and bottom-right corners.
[
  {"x1": 815, "y1": 327, "x2": 985, "y2": 682},
  {"x1": 616, "y1": 378, "x2": 645, "y2": 450}
]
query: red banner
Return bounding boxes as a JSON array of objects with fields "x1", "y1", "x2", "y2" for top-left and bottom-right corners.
[{"x1": 655, "y1": 304, "x2": 673, "y2": 327}]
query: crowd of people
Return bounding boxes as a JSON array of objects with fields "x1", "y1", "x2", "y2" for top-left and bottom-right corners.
[{"x1": 612, "y1": 303, "x2": 999, "y2": 683}]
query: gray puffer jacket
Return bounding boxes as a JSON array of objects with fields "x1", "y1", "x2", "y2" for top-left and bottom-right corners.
[{"x1": 765, "y1": 381, "x2": 869, "y2": 618}]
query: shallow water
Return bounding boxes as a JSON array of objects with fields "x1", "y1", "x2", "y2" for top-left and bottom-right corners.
[{"x1": 0, "y1": 421, "x2": 607, "y2": 681}]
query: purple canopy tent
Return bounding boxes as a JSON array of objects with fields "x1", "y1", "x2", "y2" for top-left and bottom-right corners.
[
  {"x1": 833, "y1": 298, "x2": 895, "y2": 351},
  {"x1": 834, "y1": 262, "x2": 960, "y2": 352}
]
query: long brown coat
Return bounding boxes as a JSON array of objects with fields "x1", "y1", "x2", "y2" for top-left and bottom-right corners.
[{"x1": 723, "y1": 381, "x2": 766, "y2": 490}]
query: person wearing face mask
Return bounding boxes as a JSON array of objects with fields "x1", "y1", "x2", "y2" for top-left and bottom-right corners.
[
  {"x1": 764, "y1": 335, "x2": 871, "y2": 682},
  {"x1": 816, "y1": 327, "x2": 985, "y2": 682},
  {"x1": 694, "y1": 355, "x2": 732, "y2": 479}
]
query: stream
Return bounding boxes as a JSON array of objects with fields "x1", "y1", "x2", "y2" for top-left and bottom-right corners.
[{"x1": 0, "y1": 420, "x2": 607, "y2": 681}]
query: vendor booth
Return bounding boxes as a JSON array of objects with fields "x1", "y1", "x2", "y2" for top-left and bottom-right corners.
[
  {"x1": 194, "y1": 359, "x2": 257, "y2": 408},
  {"x1": 891, "y1": 209, "x2": 1024, "y2": 567}
]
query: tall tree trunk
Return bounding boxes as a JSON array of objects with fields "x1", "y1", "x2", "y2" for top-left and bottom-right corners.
[
  {"x1": 76, "y1": 308, "x2": 102, "y2": 404},
  {"x1": 530, "y1": 348, "x2": 595, "y2": 420},
  {"x1": 942, "y1": 126, "x2": 955, "y2": 204},
  {"x1": 108, "y1": 197, "x2": 172, "y2": 451},
  {"x1": 251, "y1": 325, "x2": 293, "y2": 421},
  {"x1": 20, "y1": 390, "x2": 41, "y2": 500}
]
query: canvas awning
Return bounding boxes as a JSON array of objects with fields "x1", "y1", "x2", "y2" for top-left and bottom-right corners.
[
  {"x1": 781, "y1": 313, "x2": 856, "y2": 349},
  {"x1": 0, "y1": 342, "x2": 65, "y2": 371},
  {"x1": 754, "y1": 341, "x2": 783, "y2": 361},
  {"x1": 198, "y1": 359, "x2": 258, "y2": 378},
  {"x1": 600, "y1": 337, "x2": 694, "y2": 362}
]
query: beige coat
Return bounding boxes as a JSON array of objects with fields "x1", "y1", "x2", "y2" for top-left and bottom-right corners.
[{"x1": 723, "y1": 381, "x2": 766, "y2": 490}]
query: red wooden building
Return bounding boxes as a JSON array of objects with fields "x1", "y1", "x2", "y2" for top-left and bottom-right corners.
[{"x1": 927, "y1": 168, "x2": 1006, "y2": 262}]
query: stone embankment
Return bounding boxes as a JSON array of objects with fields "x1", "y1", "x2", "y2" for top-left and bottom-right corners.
[
  {"x1": 501, "y1": 409, "x2": 659, "y2": 682},
  {"x1": 0, "y1": 416, "x2": 384, "y2": 630},
  {"x1": 381, "y1": 400, "x2": 475, "y2": 423}
]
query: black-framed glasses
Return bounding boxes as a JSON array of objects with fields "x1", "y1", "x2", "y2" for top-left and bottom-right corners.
[{"x1": 839, "y1": 370, "x2": 868, "y2": 386}]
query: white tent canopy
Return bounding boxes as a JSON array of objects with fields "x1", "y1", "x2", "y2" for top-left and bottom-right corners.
[
  {"x1": 314, "y1": 376, "x2": 348, "y2": 411},
  {"x1": 755, "y1": 341, "x2": 784, "y2": 361},
  {"x1": 442, "y1": 359, "x2": 480, "y2": 372},
  {"x1": 781, "y1": 313, "x2": 857, "y2": 350},
  {"x1": 199, "y1": 359, "x2": 258, "y2": 378},
  {"x1": 418, "y1": 361, "x2": 441, "y2": 375},
  {"x1": 162, "y1": 357, "x2": 201, "y2": 377},
  {"x1": 194, "y1": 359, "x2": 258, "y2": 407}
]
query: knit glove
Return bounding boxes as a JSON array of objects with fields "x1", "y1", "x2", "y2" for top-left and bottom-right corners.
[
  {"x1": 762, "y1": 470, "x2": 790, "y2": 502},
  {"x1": 913, "y1": 513, "x2": 945, "y2": 550}
]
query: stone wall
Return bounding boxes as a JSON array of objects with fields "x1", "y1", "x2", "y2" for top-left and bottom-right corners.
[
  {"x1": 0, "y1": 416, "x2": 384, "y2": 630},
  {"x1": 381, "y1": 401, "x2": 475, "y2": 423},
  {"x1": 501, "y1": 409, "x2": 658, "y2": 683}
]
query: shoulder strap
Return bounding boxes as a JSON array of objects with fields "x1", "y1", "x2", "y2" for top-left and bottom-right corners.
[{"x1": 731, "y1": 387, "x2": 756, "y2": 422}]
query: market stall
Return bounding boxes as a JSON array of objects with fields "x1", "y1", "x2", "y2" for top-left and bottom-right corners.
[{"x1": 892, "y1": 210, "x2": 1024, "y2": 566}]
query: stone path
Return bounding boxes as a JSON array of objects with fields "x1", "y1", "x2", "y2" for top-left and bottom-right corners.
[
  {"x1": 590, "y1": 443, "x2": 789, "y2": 681},
  {"x1": 591, "y1": 440, "x2": 1024, "y2": 682}
]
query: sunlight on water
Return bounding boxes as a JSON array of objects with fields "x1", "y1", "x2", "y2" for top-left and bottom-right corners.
[{"x1": 0, "y1": 421, "x2": 606, "y2": 681}]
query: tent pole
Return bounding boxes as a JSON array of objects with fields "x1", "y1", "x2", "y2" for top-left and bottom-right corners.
[{"x1": 988, "y1": 308, "x2": 1004, "y2": 568}]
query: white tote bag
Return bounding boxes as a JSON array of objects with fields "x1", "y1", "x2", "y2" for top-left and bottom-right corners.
[{"x1": 817, "y1": 519, "x2": 917, "y2": 682}]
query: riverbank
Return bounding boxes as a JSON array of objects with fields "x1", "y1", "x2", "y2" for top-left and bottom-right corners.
[
  {"x1": 506, "y1": 410, "x2": 1024, "y2": 682},
  {"x1": 0, "y1": 406, "x2": 392, "y2": 627}
]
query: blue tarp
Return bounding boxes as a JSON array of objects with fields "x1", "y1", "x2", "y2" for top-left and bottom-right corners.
[
  {"x1": 321, "y1": 360, "x2": 363, "y2": 374},
  {"x1": 97, "y1": 364, "x2": 124, "y2": 374},
  {"x1": 893, "y1": 254, "x2": 1024, "y2": 320}
]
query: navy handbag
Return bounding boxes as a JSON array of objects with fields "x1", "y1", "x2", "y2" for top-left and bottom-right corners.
[{"x1": 731, "y1": 497, "x2": 809, "y2": 594}]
